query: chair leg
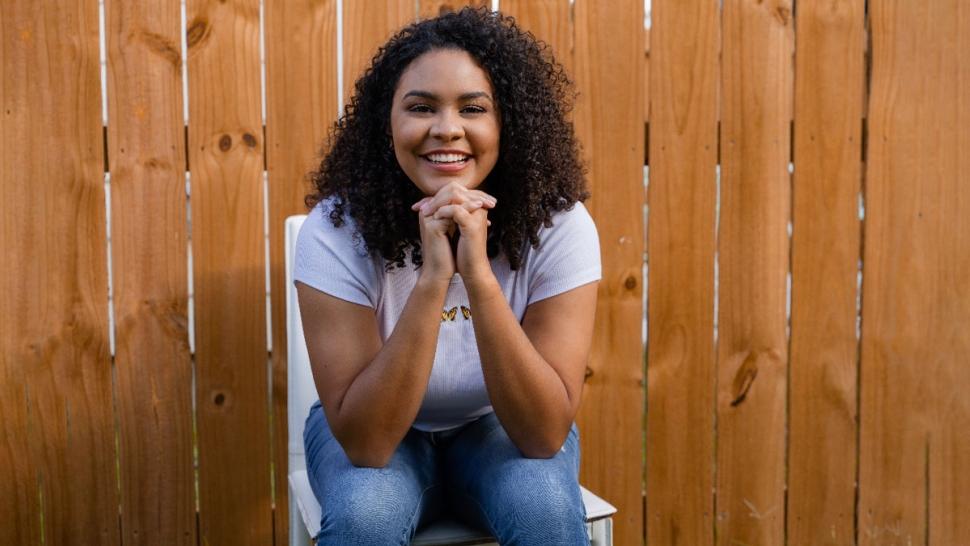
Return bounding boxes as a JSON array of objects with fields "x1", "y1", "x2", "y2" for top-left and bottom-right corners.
[
  {"x1": 588, "y1": 517, "x2": 613, "y2": 546},
  {"x1": 289, "y1": 495, "x2": 314, "y2": 546}
]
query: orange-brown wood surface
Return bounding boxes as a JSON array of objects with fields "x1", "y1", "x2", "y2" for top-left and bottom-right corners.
[
  {"x1": 717, "y1": 1, "x2": 792, "y2": 545},
  {"x1": 788, "y1": 1, "x2": 864, "y2": 545},
  {"x1": 645, "y1": 1, "x2": 719, "y2": 544},
  {"x1": 419, "y1": 0, "x2": 488, "y2": 20},
  {"x1": 186, "y1": 0, "x2": 271, "y2": 543},
  {"x1": 105, "y1": 0, "x2": 195, "y2": 544},
  {"x1": 342, "y1": 0, "x2": 415, "y2": 106},
  {"x1": 571, "y1": 1, "x2": 645, "y2": 544},
  {"x1": 265, "y1": 0, "x2": 339, "y2": 543},
  {"x1": 860, "y1": 1, "x2": 970, "y2": 544},
  {"x1": 0, "y1": 1, "x2": 117, "y2": 544},
  {"x1": 501, "y1": 0, "x2": 572, "y2": 75}
]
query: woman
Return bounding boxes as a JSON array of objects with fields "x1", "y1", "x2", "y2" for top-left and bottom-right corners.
[{"x1": 294, "y1": 7, "x2": 600, "y2": 545}]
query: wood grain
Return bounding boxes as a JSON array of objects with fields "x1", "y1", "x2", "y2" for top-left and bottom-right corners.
[
  {"x1": 571, "y1": 1, "x2": 645, "y2": 544},
  {"x1": 264, "y1": 0, "x2": 339, "y2": 543},
  {"x1": 342, "y1": 0, "x2": 415, "y2": 107},
  {"x1": 418, "y1": 0, "x2": 488, "y2": 20},
  {"x1": 186, "y1": 0, "x2": 271, "y2": 543},
  {"x1": 716, "y1": 0, "x2": 792, "y2": 544},
  {"x1": 0, "y1": 1, "x2": 117, "y2": 544},
  {"x1": 105, "y1": 1, "x2": 195, "y2": 544},
  {"x1": 861, "y1": 1, "x2": 970, "y2": 544},
  {"x1": 501, "y1": 0, "x2": 572, "y2": 75},
  {"x1": 646, "y1": 1, "x2": 719, "y2": 544},
  {"x1": 787, "y1": 1, "x2": 864, "y2": 544}
]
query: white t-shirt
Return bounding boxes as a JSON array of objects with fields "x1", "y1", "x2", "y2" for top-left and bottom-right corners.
[{"x1": 294, "y1": 197, "x2": 601, "y2": 431}]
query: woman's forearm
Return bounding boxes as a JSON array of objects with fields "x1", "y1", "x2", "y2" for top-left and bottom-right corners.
[
  {"x1": 334, "y1": 276, "x2": 449, "y2": 466},
  {"x1": 464, "y1": 274, "x2": 576, "y2": 458}
]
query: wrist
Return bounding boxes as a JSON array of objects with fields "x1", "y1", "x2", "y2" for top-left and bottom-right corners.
[
  {"x1": 415, "y1": 272, "x2": 453, "y2": 295},
  {"x1": 461, "y1": 269, "x2": 500, "y2": 295}
]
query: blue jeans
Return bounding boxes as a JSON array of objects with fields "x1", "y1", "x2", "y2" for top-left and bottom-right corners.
[{"x1": 304, "y1": 401, "x2": 590, "y2": 545}]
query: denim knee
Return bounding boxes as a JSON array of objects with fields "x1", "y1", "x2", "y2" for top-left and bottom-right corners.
[
  {"x1": 315, "y1": 473, "x2": 427, "y2": 546},
  {"x1": 486, "y1": 464, "x2": 588, "y2": 544}
]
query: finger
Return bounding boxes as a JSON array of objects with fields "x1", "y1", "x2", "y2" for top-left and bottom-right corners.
[
  {"x1": 469, "y1": 190, "x2": 497, "y2": 206},
  {"x1": 411, "y1": 197, "x2": 432, "y2": 211},
  {"x1": 431, "y1": 203, "x2": 462, "y2": 220}
]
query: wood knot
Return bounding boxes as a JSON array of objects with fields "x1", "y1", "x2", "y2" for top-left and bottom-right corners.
[
  {"x1": 186, "y1": 17, "x2": 210, "y2": 49},
  {"x1": 624, "y1": 276, "x2": 637, "y2": 290},
  {"x1": 242, "y1": 133, "x2": 257, "y2": 148},
  {"x1": 219, "y1": 134, "x2": 232, "y2": 151},
  {"x1": 774, "y1": 6, "x2": 791, "y2": 26},
  {"x1": 730, "y1": 352, "x2": 760, "y2": 406},
  {"x1": 212, "y1": 392, "x2": 226, "y2": 406}
]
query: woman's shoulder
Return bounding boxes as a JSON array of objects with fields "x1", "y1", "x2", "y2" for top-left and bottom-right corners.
[
  {"x1": 538, "y1": 201, "x2": 598, "y2": 242},
  {"x1": 301, "y1": 197, "x2": 367, "y2": 253}
]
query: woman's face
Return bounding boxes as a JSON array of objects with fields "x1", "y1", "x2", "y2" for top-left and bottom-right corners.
[{"x1": 390, "y1": 48, "x2": 501, "y2": 196}]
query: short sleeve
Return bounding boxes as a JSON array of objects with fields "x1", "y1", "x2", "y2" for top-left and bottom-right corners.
[
  {"x1": 527, "y1": 202, "x2": 602, "y2": 303},
  {"x1": 293, "y1": 201, "x2": 381, "y2": 308}
]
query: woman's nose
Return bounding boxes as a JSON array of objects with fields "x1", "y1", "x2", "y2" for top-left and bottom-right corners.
[{"x1": 429, "y1": 111, "x2": 463, "y2": 141}]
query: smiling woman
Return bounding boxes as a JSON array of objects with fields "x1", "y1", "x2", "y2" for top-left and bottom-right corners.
[{"x1": 294, "y1": 7, "x2": 600, "y2": 545}]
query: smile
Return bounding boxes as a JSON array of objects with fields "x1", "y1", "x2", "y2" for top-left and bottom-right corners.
[{"x1": 422, "y1": 152, "x2": 471, "y2": 164}]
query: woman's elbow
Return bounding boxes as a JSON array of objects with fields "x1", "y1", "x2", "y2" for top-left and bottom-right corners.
[
  {"x1": 518, "y1": 432, "x2": 569, "y2": 459},
  {"x1": 336, "y1": 434, "x2": 396, "y2": 468}
]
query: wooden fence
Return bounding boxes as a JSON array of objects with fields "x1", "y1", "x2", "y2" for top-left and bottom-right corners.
[{"x1": 1, "y1": 1, "x2": 967, "y2": 545}]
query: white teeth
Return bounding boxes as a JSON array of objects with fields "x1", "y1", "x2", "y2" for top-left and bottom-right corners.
[{"x1": 426, "y1": 153, "x2": 469, "y2": 163}]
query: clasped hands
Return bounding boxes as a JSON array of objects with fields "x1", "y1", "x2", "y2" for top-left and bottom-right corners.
[{"x1": 411, "y1": 181, "x2": 496, "y2": 285}]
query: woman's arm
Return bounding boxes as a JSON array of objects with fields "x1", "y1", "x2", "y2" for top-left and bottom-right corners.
[
  {"x1": 297, "y1": 277, "x2": 448, "y2": 467},
  {"x1": 432, "y1": 202, "x2": 598, "y2": 458},
  {"x1": 465, "y1": 277, "x2": 597, "y2": 458}
]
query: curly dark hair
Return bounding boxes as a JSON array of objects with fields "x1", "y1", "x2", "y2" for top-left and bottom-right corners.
[{"x1": 306, "y1": 6, "x2": 588, "y2": 270}]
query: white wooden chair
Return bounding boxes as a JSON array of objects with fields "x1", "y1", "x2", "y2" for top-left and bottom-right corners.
[{"x1": 285, "y1": 214, "x2": 616, "y2": 546}]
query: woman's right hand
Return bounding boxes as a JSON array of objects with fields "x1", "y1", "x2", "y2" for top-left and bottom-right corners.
[{"x1": 413, "y1": 196, "x2": 457, "y2": 283}]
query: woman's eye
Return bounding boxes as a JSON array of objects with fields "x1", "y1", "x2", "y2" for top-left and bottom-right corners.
[
  {"x1": 407, "y1": 104, "x2": 433, "y2": 113},
  {"x1": 461, "y1": 105, "x2": 487, "y2": 114}
]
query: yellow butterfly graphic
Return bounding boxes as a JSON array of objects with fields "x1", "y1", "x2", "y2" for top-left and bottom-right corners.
[{"x1": 441, "y1": 306, "x2": 472, "y2": 322}]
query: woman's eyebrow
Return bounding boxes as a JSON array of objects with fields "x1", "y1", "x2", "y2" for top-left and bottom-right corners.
[{"x1": 402, "y1": 90, "x2": 493, "y2": 102}]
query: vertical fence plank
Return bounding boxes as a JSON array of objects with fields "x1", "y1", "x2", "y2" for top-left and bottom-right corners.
[
  {"x1": 645, "y1": 1, "x2": 718, "y2": 544},
  {"x1": 342, "y1": 1, "x2": 415, "y2": 106},
  {"x1": 787, "y1": 1, "x2": 864, "y2": 545},
  {"x1": 186, "y1": 0, "x2": 270, "y2": 543},
  {"x1": 861, "y1": 2, "x2": 970, "y2": 545},
  {"x1": 265, "y1": 0, "x2": 338, "y2": 543},
  {"x1": 716, "y1": 0, "x2": 792, "y2": 545},
  {"x1": 572, "y1": 1, "x2": 645, "y2": 544},
  {"x1": 0, "y1": 4, "x2": 40, "y2": 542},
  {"x1": 104, "y1": 1, "x2": 195, "y2": 544},
  {"x1": 0, "y1": 1, "x2": 117, "y2": 545},
  {"x1": 500, "y1": 0, "x2": 572, "y2": 75},
  {"x1": 418, "y1": 0, "x2": 488, "y2": 20}
]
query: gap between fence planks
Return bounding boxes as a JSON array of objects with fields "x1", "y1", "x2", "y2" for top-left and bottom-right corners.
[
  {"x1": 788, "y1": 1, "x2": 864, "y2": 545},
  {"x1": 860, "y1": 1, "x2": 970, "y2": 544},
  {"x1": 186, "y1": 0, "x2": 272, "y2": 544},
  {"x1": 0, "y1": 1, "x2": 117, "y2": 544},
  {"x1": 105, "y1": 0, "x2": 196, "y2": 544}
]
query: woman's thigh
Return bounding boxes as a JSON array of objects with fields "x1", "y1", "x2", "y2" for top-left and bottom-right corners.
[
  {"x1": 443, "y1": 412, "x2": 589, "y2": 546},
  {"x1": 304, "y1": 401, "x2": 443, "y2": 545}
]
